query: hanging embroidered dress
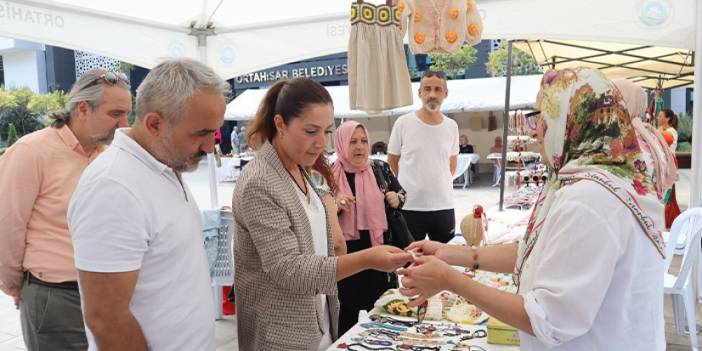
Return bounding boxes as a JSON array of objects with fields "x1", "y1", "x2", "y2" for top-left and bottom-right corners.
[{"x1": 348, "y1": 0, "x2": 413, "y2": 113}]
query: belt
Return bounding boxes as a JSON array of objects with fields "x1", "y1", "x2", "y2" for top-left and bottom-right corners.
[{"x1": 27, "y1": 273, "x2": 79, "y2": 291}]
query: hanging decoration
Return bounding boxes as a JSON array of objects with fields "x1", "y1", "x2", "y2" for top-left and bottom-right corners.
[{"x1": 398, "y1": 0, "x2": 483, "y2": 54}]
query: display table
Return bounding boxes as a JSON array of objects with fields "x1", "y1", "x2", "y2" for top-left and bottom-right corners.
[
  {"x1": 215, "y1": 156, "x2": 253, "y2": 182},
  {"x1": 327, "y1": 309, "x2": 520, "y2": 351},
  {"x1": 216, "y1": 157, "x2": 240, "y2": 182},
  {"x1": 455, "y1": 153, "x2": 480, "y2": 188}
]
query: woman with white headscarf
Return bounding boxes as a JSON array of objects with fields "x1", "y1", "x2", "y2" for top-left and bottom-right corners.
[{"x1": 399, "y1": 68, "x2": 666, "y2": 350}]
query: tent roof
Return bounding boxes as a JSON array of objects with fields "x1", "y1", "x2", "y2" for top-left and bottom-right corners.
[
  {"x1": 514, "y1": 39, "x2": 694, "y2": 89},
  {"x1": 1, "y1": 0, "x2": 695, "y2": 80},
  {"x1": 225, "y1": 75, "x2": 542, "y2": 121},
  {"x1": 4, "y1": 0, "x2": 347, "y2": 79},
  {"x1": 479, "y1": 0, "x2": 696, "y2": 51}
]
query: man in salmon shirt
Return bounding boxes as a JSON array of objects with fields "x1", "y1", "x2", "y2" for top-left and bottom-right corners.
[{"x1": 0, "y1": 69, "x2": 131, "y2": 350}]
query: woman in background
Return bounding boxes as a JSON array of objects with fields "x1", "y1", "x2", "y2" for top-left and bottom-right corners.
[
  {"x1": 333, "y1": 120, "x2": 407, "y2": 334},
  {"x1": 658, "y1": 108, "x2": 678, "y2": 152}
]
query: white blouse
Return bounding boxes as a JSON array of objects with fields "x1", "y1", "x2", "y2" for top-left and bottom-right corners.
[
  {"x1": 294, "y1": 180, "x2": 333, "y2": 351},
  {"x1": 518, "y1": 180, "x2": 665, "y2": 350}
]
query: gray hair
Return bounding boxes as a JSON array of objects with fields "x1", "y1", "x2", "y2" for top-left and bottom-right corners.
[
  {"x1": 136, "y1": 58, "x2": 231, "y2": 123},
  {"x1": 48, "y1": 69, "x2": 131, "y2": 128}
]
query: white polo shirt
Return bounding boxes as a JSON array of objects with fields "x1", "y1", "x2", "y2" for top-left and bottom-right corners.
[
  {"x1": 388, "y1": 112, "x2": 459, "y2": 211},
  {"x1": 68, "y1": 129, "x2": 215, "y2": 351}
]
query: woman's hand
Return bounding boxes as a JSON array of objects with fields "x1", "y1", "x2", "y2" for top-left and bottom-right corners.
[
  {"x1": 397, "y1": 255, "x2": 463, "y2": 307},
  {"x1": 405, "y1": 240, "x2": 453, "y2": 261},
  {"x1": 363, "y1": 245, "x2": 412, "y2": 272},
  {"x1": 335, "y1": 194, "x2": 355, "y2": 212},
  {"x1": 385, "y1": 191, "x2": 400, "y2": 209}
]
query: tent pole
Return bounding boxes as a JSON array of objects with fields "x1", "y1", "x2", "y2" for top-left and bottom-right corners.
[
  {"x1": 193, "y1": 29, "x2": 220, "y2": 211},
  {"x1": 499, "y1": 40, "x2": 513, "y2": 211},
  {"x1": 691, "y1": 0, "x2": 702, "y2": 209},
  {"x1": 193, "y1": 27, "x2": 224, "y2": 320}
]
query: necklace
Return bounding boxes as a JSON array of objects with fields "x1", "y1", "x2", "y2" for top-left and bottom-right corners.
[{"x1": 284, "y1": 165, "x2": 308, "y2": 196}]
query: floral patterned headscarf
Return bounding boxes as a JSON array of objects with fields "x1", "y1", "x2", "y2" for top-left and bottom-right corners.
[{"x1": 514, "y1": 68, "x2": 665, "y2": 286}]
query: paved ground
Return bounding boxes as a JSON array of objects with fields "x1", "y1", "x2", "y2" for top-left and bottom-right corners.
[{"x1": 0, "y1": 166, "x2": 697, "y2": 350}]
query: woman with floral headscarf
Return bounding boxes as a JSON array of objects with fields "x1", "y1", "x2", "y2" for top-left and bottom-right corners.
[{"x1": 398, "y1": 68, "x2": 666, "y2": 350}]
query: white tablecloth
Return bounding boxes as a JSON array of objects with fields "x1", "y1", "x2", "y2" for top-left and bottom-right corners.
[
  {"x1": 216, "y1": 156, "x2": 253, "y2": 182},
  {"x1": 216, "y1": 157, "x2": 240, "y2": 182}
]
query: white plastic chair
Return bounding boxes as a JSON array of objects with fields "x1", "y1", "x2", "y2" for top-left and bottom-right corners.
[{"x1": 664, "y1": 208, "x2": 702, "y2": 351}]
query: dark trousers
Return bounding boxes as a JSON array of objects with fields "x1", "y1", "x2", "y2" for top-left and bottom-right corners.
[
  {"x1": 402, "y1": 209, "x2": 456, "y2": 243},
  {"x1": 20, "y1": 275, "x2": 88, "y2": 351},
  {"x1": 338, "y1": 231, "x2": 394, "y2": 335}
]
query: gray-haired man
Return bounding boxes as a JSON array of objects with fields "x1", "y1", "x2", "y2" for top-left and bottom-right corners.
[
  {"x1": 0, "y1": 70, "x2": 131, "y2": 350},
  {"x1": 68, "y1": 58, "x2": 230, "y2": 350}
]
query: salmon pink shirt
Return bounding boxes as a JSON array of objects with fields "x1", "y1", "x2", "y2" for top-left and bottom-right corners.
[{"x1": 0, "y1": 125, "x2": 103, "y2": 296}]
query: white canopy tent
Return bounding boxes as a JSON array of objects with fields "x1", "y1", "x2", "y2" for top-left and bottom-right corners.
[
  {"x1": 2, "y1": 0, "x2": 700, "y2": 208},
  {"x1": 477, "y1": 0, "x2": 700, "y2": 207},
  {"x1": 513, "y1": 39, "x2": 694, "y2": 90},
  {"x1": 225, "y1": 75, "x2": 543, "y2": 120}
]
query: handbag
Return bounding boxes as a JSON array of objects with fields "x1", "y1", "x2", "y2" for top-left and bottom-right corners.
[{"x1": 371, "y1": 160, "x2": 414, "y2": 249}]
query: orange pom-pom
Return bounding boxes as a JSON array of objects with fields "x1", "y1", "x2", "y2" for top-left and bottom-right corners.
[
  {"x1": 445, "y1": 31, "x2": 458, "y2": 43},
  {"x1": 468, "y1": 23, "x2": 480, "y2": 36}
]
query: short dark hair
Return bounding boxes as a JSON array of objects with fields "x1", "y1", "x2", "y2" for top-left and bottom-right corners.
[{"x1": 422, "y1": 70, "x2": 447, "y2": 81}]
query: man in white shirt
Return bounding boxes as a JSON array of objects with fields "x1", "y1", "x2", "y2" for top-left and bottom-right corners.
[
  {"x1": 388, "y1": 70, "x2": 459, "y2": 243},
  {"x1": 67, "y1": 58, "x2": 230, "y2": 351}
]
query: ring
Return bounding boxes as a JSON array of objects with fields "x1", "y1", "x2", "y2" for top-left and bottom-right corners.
[{"x1": 340, "y1": 199, "x2": 347, "y2": 205}]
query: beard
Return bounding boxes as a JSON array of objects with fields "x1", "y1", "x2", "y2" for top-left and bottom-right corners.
[
  {"x1": 151, "y1": 133, "x2": 206, "y2": 173},
  {"x1": 423, "y1": 100, "x2": 441, "y2": 113},
  {"x1": 92, "y1": 128, "x2": 117, "y2": 145}
]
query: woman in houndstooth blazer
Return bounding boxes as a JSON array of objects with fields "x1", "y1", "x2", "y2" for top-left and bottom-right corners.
[{"x1": 232, "y1": 78, "x2": 412, "y2": 351}]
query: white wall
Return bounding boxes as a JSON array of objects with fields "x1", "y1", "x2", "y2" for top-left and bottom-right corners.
[{"x1": 2, "y1": 49, "x2": 47, "y2": 93}]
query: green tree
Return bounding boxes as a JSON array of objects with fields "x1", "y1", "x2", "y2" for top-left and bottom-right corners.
[
  {"x1": 6, "y1": 122, "x2": 18, "y2": 146},
  {"x1": 28, "y1": 91, "x2": 67, "y2": 115},
  {"x1": 486, "y1": 42, "x2": 543, "y2": 77},
  {"x1": 429, "y1": 44, "x2": 478, "y2": 78},
  {"x1": 0, "y1": 88, "x2": 44, "y2": 140}
]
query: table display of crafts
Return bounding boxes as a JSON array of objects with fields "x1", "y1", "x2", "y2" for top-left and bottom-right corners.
[{"x1": 329, "y1": 285, "x2": 520, "y2": 351}]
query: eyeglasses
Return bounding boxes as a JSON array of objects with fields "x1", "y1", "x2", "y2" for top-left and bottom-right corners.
[
  {"x1": 370, "y1": 314, "x2": 417, "y2": 327},
  {"x1": 82, "y1": 71, "x2": 129, "y2": 91},
  {"x1": 460, "y1": 329, "x2": 487, "y2": 340}
]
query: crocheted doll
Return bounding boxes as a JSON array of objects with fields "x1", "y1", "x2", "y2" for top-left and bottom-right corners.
[{"x1": 460, "y1": 205, "x2": 487, "y2": 246}]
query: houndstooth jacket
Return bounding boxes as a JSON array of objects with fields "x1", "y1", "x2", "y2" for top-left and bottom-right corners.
[{"x1": 233, "y1": 142, "x2": 339, "y2": 351}]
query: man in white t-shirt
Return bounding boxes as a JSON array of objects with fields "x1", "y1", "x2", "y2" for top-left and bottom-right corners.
[
  {"x1": 388, "y1": 70, "x2": 459, "y2": 243},
  {"x1": 67, "y1": 59, "x2": 230, "y2": 351}
]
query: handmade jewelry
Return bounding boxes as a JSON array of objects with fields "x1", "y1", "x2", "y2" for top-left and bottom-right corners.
[
  {"x1": 360, "y1": 322, "x2": 408, "y2": 332},
  {"x1": 370, "y1": 314, "x2": 417, "y2": 327}
]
